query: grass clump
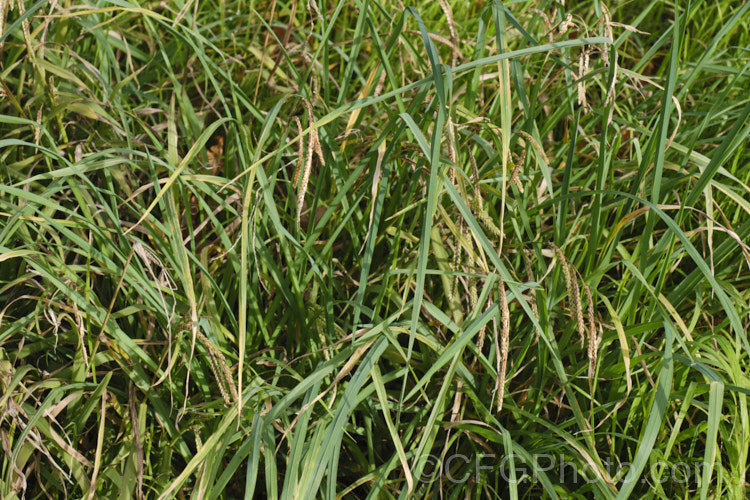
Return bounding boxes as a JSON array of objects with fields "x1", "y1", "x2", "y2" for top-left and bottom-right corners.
[{"x1": 1, "y1": 0, "x2": 749, "y2": 498}]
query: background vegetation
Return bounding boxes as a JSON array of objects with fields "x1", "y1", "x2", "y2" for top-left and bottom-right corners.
[{"x1": 1, "y1": 0, "x2": 749, "y2": 497}]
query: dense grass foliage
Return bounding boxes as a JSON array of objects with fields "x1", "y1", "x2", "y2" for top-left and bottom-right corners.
[{"x1": 1, "y1": 0, "x2": 749, "y2": 497}]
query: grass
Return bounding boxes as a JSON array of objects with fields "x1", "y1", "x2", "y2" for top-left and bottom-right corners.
[{"x1": 1, "y1": 0, "x2": 749, "y2": 497}]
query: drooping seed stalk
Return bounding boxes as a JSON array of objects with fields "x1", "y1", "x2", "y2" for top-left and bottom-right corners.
[{"x1": 495, "y1": 276, "x2": 510, "y2": 413}]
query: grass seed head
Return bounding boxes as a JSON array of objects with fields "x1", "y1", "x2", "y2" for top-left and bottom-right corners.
[{"x1": 495, "y1": 276, "x2": 510, "y2": 413}]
